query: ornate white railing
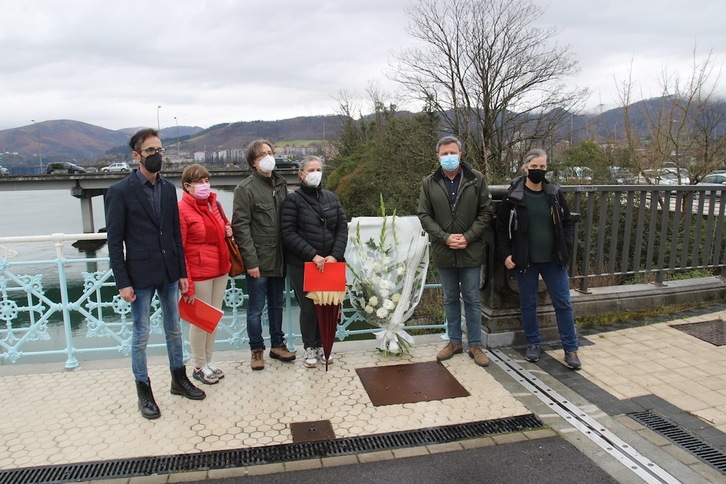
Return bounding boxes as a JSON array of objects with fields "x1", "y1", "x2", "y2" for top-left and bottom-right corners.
[{"x1": 0, "y1": 233, "x2": 445, "y2": 368}]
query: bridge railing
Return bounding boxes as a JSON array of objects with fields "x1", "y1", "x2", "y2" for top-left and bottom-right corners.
[
  {"x1": 0, "y1": 233, "x2": 446, "y2": 368},
  {"x1": 1, "y1": 184, "x2": 724, "y2": 368},
  {"x1": 558, "y1": 185, "x2": 725, "y2": 292}
]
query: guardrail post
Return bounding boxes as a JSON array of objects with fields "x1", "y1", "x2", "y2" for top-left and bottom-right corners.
[{"x1": 53, "y1": 235, "x2": 79, "y2": 369}]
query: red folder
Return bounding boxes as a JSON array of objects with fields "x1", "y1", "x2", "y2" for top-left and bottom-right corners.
[
  {"x1": 303, "y1": 262, "x2": 347, "y2": 291},
  {"x1": 178, "y1": 298, "x2": 224, "y2": 333}
]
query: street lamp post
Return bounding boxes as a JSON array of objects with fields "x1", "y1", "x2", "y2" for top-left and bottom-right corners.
[
  {"x1": 174, "y1": 116, "x2": 180, "y2": 161},
  {"x1": 31, "y1": 120, "x2": 42, "y2": 171},
  {"x1": 157, "y1": 105, "x2": 162, "y2": 131}
]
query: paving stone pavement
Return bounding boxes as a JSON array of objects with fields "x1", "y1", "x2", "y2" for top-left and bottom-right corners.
[
  {"x1": 0, "y1": 337, "x2": 529, "y2": 469},
  {"x1": 1, "y1": 304, "x2": 725, "y2": 483}
]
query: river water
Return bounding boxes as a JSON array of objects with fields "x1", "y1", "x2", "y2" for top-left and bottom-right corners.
[
  {"x1": 0, "y1": 187, "x2": 236, "y2": 279},
  {"x1": 0, "y1": 186, "x2": 246, "y2": 365}
]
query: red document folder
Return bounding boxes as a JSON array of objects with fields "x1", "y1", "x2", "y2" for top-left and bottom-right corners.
[
  {"x1": 178, "y1": 298, "x2": 224, "y2": 333},
  {"x1": 303, "y1": 262, "x2": 347, "y2": 291}
]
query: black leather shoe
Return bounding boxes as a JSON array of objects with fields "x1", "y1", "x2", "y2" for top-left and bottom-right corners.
[
  {"x1": 135, "y1": 379, "x2": 161, "y2": 419},
  {"x1": 170, "y1": 366, "x2": 206, "y2": 400}
]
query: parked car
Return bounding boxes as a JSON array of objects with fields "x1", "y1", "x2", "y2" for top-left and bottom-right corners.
[
  {"x1": 696, "y1": 170, "x2": 726, "y2": 198},
  {"x1": 0, "y1": 165, "x2": 9, "y2": 176},
  {"x1": 547, "y1": 166, "x2": 593, "y2": 184},
  {"x1": 45, "y1": 162, "x2": 87, "y2": 174},
  {"x1": 101, "y1": 162, "x2": 131, "y2": 173},
  {"x1": 274, "y1": 157, "x2": 300, "y2": 170},
  {"x1": 636, "y1": 168, "x2": 690, "y2": 185},
  {"x1": 699, "y1": 171, "x2": 726, "y2": 185},
  {"x1": 608, "y1": 166, "x2": 636, "y2": 184}
]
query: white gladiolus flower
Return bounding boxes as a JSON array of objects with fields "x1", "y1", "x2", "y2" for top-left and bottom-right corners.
[
  {"x1": 368, "y1": 296, "x2": 378, "y2": 306},
  {"x1": 376, "y1": 307, "x2": 388, "y2": 318}
]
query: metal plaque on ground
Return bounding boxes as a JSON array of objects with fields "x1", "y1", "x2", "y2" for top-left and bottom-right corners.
[
  {"x1": 356, "y1": 361, "x2": 470, "y2": 407},
  {"x1": 671, "y1": 319, "x2": 726, "y2": 346},
  {"x1": 290, "y1": 420, "x2": 336, "y2": 443}
]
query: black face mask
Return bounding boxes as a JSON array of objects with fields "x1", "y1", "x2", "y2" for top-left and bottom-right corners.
[
  {"x1": 527, "y1": 169, "x2": 546, "y2": 184},
  {"x1": 142, "y1": 153, "x2": 163, "y2": 173}
]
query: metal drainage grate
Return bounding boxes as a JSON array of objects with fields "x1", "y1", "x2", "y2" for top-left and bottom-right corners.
[
  {"x1": 0, "y1": 414, "x2": 542, "y2": 484},
  {"x1": 629, "y1": 410, "x2": 726, "y2": 475},
  {"x1": 671, "y1": 319, "x2": 726, "y2": 346}
]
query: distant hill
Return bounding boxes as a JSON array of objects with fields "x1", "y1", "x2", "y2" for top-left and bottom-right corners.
[
  {"x1": 1, "y1": 97, "x2": 723, "y2": 167},
  {"x1": 0, "y1": 120, "x2": 129, "y2": 162},
  {"x1": 0, "y1": 116, "x2": 342, "y2": 165},
  {"x1": 182, "y1": 115, "x2": 343, "y2": 151},
  {"x1": 117, "y1": 126, "x2": 204, "y2": 139}
]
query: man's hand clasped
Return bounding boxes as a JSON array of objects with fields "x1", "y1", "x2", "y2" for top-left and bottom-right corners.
[{"x1": 446, "y1": 234, "x2": 469, "y2": 250}]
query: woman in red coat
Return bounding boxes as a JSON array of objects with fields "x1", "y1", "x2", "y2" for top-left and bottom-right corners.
[{"x1": 179, "y1": 164, "x2": 232, "y2": 384}]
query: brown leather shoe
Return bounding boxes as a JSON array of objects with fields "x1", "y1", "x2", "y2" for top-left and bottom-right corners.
[
  {"x1": 251, "y1": 348, "x2": 265, "y2": 371},
  {"x1": 436, "y1": 342, "x2": 463, "y2": 361},
  {"x1": 269, "y1": 344, "x2": 296, "y2": 362},
  {"x1": 468, "y1": 345, "x2": 490, "y2": 367}
]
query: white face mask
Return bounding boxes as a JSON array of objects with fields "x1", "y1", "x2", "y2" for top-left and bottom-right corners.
[
  {"x1": 304, "y1": 171, "x2": 322, "y2": 187},
  {"x1": 258, "y1": 155, "x2": 276, "y2": 173}
]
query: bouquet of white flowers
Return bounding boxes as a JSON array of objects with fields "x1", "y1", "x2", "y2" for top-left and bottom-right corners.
[{"x1": 345, "y1": 209, "x2": 429, "y2": 355}]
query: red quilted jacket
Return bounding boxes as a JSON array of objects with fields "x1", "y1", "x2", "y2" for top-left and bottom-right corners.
[{"x1": 178, "y1": 191, "x2": 231, "y2": 296}]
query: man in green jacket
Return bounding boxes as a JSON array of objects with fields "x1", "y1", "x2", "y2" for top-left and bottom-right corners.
[
  {"x1": 418, "y1": 136, "x2": 494, "y2": 367},
  {"x1": 232, "y1": 139, "x2": 296, "y2": 370}
]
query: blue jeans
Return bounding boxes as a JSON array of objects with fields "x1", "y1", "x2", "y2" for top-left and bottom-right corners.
[
  {"x1": 438, "y1": 266, "x2": 482, "y2": 347},
  {"x1": 513, "y1": 261, "x2": 578, "y2": 352},
  {"x1": 130, "y1": 281, "x2": 184, "y2": 383},
  {"x1": 246, "y1": 275, "x2": 285, "y2": 350}
]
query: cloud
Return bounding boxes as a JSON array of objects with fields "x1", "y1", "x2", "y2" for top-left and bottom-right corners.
[{"x1": 1, "y1": 0, "x2": 723, "y2": 130}]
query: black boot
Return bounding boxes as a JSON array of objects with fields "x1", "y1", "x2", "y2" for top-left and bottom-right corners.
[
  {"x1": 135, "y1": 379, "x2": 161, "y2": 419},
  {"x1": 170, "y1": 366, "x2": 206, "y2": 400}
]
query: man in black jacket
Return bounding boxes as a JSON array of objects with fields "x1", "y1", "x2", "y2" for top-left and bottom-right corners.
[
  {"x1": 106, "y1": 128, "x2": 205, "y2": 419},
  {"x1": 496, "y1": 148, "x2": 581, "y2": 369}
]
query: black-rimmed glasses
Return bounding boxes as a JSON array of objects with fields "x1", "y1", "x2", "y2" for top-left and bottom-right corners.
[{"x1": 139, "y1": 147, "x2": 166, "y2": 156}]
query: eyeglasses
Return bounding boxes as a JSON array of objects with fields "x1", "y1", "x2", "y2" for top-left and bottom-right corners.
[{"x1": 139, "y1": 147, "x2": 166, "y2": 156}]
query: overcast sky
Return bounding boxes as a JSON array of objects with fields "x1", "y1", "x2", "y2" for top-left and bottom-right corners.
[{"x1": 1, "y1": 0, "x2": 724, "y2": 131}]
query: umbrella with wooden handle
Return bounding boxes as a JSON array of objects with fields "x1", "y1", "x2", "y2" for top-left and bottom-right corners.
[{"x1": 304, "y1": 262, "x2": 347, "y2": 371}]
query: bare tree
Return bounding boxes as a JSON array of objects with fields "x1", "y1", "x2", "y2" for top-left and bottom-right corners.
[
  {"x1": 640, "y1": 50, "x2": 725, "y2": 182},
  {"x1": 390, "y1": 0, "x2": 587, "y2": 180}
]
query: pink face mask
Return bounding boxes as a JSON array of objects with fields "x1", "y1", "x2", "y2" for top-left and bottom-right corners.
[{"x1": 190, "y1": 182, "x2": 211, "y2": 200}]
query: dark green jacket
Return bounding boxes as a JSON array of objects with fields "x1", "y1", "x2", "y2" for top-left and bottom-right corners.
[
  {"x1": 417, "y1": 162, "x2": 493, "y2": 268},
  {"x1": 231, "y1": 170, "x2": 287, "y2": 276}
]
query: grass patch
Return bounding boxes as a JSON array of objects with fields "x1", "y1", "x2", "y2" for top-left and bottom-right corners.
[
  {"x1": 407, "y1": 285, "x2": 446, "y2": 335},
  {"x1": 576, "y1": 300, "x2": 719, "y2": 328}
]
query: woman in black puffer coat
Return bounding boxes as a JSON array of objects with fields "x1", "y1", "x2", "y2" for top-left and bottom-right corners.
[{"x1": 281, "y1": 156, "x2": 348, "y2": 368}]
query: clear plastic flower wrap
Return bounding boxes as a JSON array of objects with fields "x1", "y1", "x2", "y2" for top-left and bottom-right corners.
[{"x1": 345, "y1": 213, "x2": 429, "y2": 354}]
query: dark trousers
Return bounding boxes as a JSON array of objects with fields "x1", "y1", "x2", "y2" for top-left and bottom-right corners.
[{"x1": 287, "y1": 264, "x2": 321, "y2": 349}]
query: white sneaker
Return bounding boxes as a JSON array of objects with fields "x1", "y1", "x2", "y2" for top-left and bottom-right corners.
[
  {"x1": 205, "y1": 362, "x2": 224, "y2": 379},
  {"x1": 317, "y1": 347, "x2": 333, "y2": 365},
  {"x1": 304, "y1": 347, "x2": 318, "y2": 368}
]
